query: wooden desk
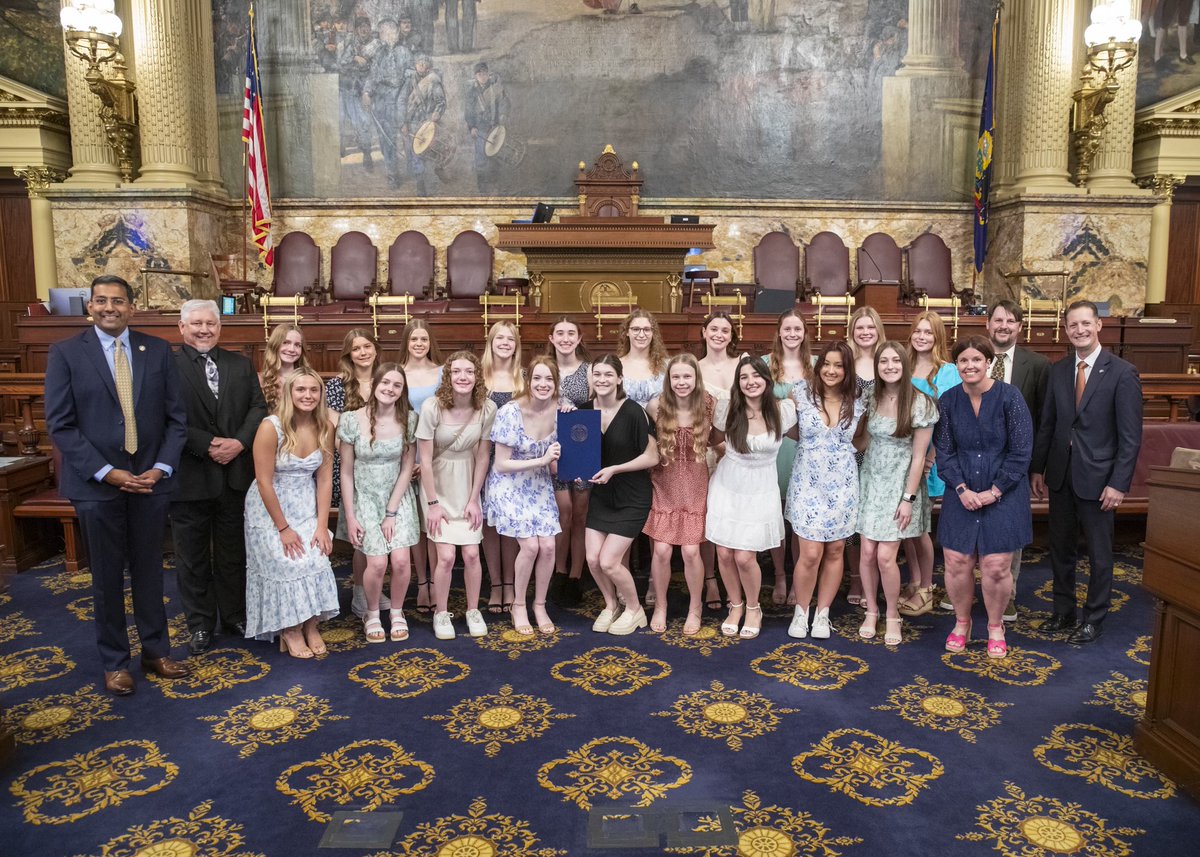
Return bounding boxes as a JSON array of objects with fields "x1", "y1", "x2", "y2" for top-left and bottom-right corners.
[
  {"x1": 1137, "y1": 465, "x2": 1200, "y2": 801},
  {"x1": 0, "y1": 455, "x2": 54, "y2": 581},
  {"x1": 495, "y1": 218, "x2": 714, "y2": 313}
]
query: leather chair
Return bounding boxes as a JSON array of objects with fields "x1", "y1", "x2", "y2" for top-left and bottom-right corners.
[
  {"x1": 752, "y1": 231, "x2": 801, "y2": 301},
  {"x1": 386, "y1": 230, "x2": 436, "y2": 299},
  {"x1": 803, "y1": 231, "x2": 851, "y2": 299},
  {"x1": 857, "y1": 233, "x2": 903, "y2": 284},
  {"x1": 326, "y1": 231, "x2": 377, "y2": 308},
  {"x1": 904, "y1": 232, "x2": 956, "y2": 301},
  {"x1": 446, "y1": 230, "x2": 493, "y2": 308},
  {"x1": 268, "y1": 231, "x2": 321, "y2": 301}
]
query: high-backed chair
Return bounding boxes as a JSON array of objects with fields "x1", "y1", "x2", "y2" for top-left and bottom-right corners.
[
  {"x1": 753, "y1": 231, "x2": 801, "y2": 297},
  {"x1": 326, "y1": 231, "x2": 377, "y2": 305},
  {"x1": 270, "y1": 231, "x2": 321, "y2": 299},
  {"x1": 386, "y1": 230, "x2": 436, "y2": 298},
  {"x1": 446, "y1": 230, "x2": 493, "y2": 305},
  {"x1": 803, "y1": 231, "x2": 851, "y2": 299},
  {"x1": 904, "y1": 233, "x2": 955, "y2": 300},
  {"x1": 857, "y1": 233, "x2": 903, "y2": 284}
]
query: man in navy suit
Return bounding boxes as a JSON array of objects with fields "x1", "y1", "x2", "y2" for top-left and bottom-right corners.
[
  {"x1": 1031, "y1": 300, "x2": 1143, "y2": 644},
  {"x1": 986, "y1": 299, "x2": 1050, "y2": 621},
  {"x1": 171, "y1": 299, "x2": 266, "y2": 654},
  {"x1": 44, "y1": 275, "x2": 191, "y2": 695}
]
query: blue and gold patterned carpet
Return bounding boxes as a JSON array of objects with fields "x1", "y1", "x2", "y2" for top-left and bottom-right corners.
[{"x1": 2, "y1": 543, "x2": 1198, "y2": 856}]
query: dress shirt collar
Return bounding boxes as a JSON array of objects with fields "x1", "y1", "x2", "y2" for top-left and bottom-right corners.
[{"x1": 94, "y1": 326, "x2": 130, "y2": 353}]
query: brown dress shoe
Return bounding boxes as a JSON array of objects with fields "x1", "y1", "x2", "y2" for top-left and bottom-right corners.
[
  {"x1": 103, "y1": 670, "x2": 135, "y2": 696},
  {"x1": 141, "y1": 656, "x2": 191, "y2": 679}
]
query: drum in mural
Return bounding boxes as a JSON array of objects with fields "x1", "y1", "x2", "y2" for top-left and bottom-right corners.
[
  {"x1": 412, "y1": 121, "x2": 456, "y2": 170},
  {"x1": 485, "y1": 125, "x2": 526, "y2": 168}
]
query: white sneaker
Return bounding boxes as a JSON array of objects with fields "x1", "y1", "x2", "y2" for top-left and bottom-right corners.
[
  {"x1": 465, "y1": 609, "x2": 487, "y2": 637},
  {"x1": 788, "y1": 606, "x2": 809, "y2": 638},
  {"x1": 810, "y1": 607, "x2": 831, "y2": 639},
  {"x1": 351, "y1": 585, "x2": 367, "y2": 618},
  {"x1": 592, "y1": 607, "x2": 617, "y2": 633},
  {"x1": 938, "y1": 596, "x2": 953, "y2": 611},
  {"x1": 433, "y1": 611, "x2": 455, "y2": 640}
]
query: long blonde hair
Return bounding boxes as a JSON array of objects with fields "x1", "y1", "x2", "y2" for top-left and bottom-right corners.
[
  {"x1": 656, "y1": 354, "x2": 712, "y2": 465},
  {"x1": 848, "y1": 306, "x2": 885, "y2": 361},
  {"x1": 906, "y1": 310, "x2": 951, "y2": 385},
  {"x1": 768, "y1": 309, "x2": 813, "y2": 385},
  {"x1": 335, "y1": 328, "x2": 380, "y2": 412},
  {"x1": 481, "y1": 321, "x2": 526, "y2": 398},
  {"x1": 276, "y1": 368, "x2": 334, "y2": 458},
  {"x1": 262, "y1": 323, "x2": 310, "y2": 412},
  {"x1": 616, "y1": 309, "x2": 668, "y2": 375}
]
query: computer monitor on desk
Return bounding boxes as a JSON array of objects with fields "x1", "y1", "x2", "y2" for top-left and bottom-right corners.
[
  {"x1": 532, "y1": 203, "x2": 555, "y2": 223},
  {"x1": 49, "y1": 287, "x2": 90, "y2": 316}
]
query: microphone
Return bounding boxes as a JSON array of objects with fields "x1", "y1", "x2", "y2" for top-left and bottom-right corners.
[{"x1": 860, "y1": 246, "x2": 884, "y2": 283}]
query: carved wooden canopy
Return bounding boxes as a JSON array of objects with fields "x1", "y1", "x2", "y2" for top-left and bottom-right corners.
[{"x1": 573, "y1": 144, "x2": 644, "y2": 218}]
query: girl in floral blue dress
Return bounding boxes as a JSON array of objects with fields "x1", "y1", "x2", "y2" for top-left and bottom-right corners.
[{"x1": 485, "y1": 356, "x2": 563, "y2": 635}]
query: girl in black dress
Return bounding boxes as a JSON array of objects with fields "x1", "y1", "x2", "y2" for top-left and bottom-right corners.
[{"x1": 585, "y1": 355, "x2": 659, "y2": 636}]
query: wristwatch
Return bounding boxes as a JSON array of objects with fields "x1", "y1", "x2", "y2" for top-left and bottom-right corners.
[
  {"x1": 955, "y1": 484, "x2": 967, "y2": 496},
  {"x1": 901, "y1": 493, "x2": 917, "y2": 503},
  {"x1": 427, "y1": 499, "x2": 440, "y2": 506}
]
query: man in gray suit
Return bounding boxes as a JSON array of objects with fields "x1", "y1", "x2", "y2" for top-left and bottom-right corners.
[{"x1": 987, "y1": 299, "x2": 1049, "y2": 621}]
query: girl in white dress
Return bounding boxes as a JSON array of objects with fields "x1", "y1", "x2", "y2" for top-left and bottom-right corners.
[
  {"x1": 486, "y1": 356, "x2": 562, "y2": 635},
  {"x1": 706, "y1": 356, "x2": 798, "y2": 639},
  {"x1": 338, "y1": 363, "x2": 420, "y2": 644}
]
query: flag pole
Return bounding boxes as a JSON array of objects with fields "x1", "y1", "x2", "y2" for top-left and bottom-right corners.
[{"x1": 241, "y1": 146, "x2": 248, "y2": 281}]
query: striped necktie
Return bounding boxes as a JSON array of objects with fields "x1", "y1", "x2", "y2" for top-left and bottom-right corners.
[{"x1": 114, "y1": 339, "x2": 138, "y2": 454}]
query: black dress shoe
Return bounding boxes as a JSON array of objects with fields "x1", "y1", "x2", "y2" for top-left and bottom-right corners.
[
  {"x1": 188, "y1": 629, "x2": 213, "y2": 655},
  {"x1": 1068, "y1": 622, "x2": 1103, "y2": 644},
  {"x1": 1043, "y1": 612, "x2": 1078, "y2": 633},
  {"x1": 221, "y1": 621, "x2": 247, "y2": 638}
]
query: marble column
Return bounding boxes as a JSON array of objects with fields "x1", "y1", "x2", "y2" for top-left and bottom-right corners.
[
  {"x1": 186, "y1": 0, "x2": 224, "y2": 191},
  {"x1": 1086, "y1": 1, "x2": 1144, "y2": 192},
  {"x1": 1009, "y1": 0, "x2": 1081, "y2": 194},
  {"x1": 13, "y1": 166, "x2": 67, "y2": 298},
  {"x1": 1138, "y1": 174, "x2": 1184, "y2": 304},
  {"x1": 898, "y1": 0, "x2": 966, "y2": 74},
  {"x1": 60, "y1": 27, "x2": 122, "y2": 187},
  {"x1": 131, "y1": 0, "x2": 201, "y2": 186},
  {"x1": 993, "y1": 0, "x2": 1025, "y2": 191}
]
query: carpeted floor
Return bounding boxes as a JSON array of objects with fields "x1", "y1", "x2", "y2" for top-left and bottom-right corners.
[{"x1": 2, "y1": 543, "x2": 1198, "y2": 856}]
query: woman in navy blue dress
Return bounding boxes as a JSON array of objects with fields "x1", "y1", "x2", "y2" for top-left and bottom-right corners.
[{"x1": 935, "y1": 336, "x2": 1033, "y2": 660}]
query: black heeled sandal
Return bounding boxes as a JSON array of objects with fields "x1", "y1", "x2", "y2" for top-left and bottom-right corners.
[
  {"x1": 704, "y1": 575, "x2": 722, "y2": 610},
  {"x1": 415, "y1": 579, "x2": 432, "y2": 615}
]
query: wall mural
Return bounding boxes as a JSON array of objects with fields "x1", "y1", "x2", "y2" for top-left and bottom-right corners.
[
  {"x1": 1135, "y1": 4, "x2": 1200, "y2": 107},
  {"x1": 0, "y1": 0, "x2": 65, "y2": 99},
  {"x1": 211, "y1": 0, "x2": 1000, "y2": 201}
]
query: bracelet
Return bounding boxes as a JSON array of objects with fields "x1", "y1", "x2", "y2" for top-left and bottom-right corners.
[
  {"x1": 278, "y1": 524, "x2": 290, "y2": 533},
  {"x1": 990, "y1": 487, "x2": 1002, "y2": 500},
  {"x1": 384, "y1": 510, "x2": 397, "y2": 518},
  {"x1": 427, "y1": 498, "x2": 440, "y2": 506}
]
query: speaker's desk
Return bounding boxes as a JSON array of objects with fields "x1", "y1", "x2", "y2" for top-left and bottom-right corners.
[{"x1": 495, "y1": 218, "x2": 715, "y2": 313}]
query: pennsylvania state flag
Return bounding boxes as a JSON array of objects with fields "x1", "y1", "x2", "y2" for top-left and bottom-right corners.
[{"x1": 974, "y1": 13, "x2": 998, "y2": 275}]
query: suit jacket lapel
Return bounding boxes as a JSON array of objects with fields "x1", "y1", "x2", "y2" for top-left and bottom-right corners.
[
  {"x1": 129, "y1": 330, "x2": 147, "y2": 407},
  {"x1": 1077, "y1": 350, "x2": 1110, "y2": 415},
  {"x1": 83, "y1": 328, "x2": 120, "y2": 405},
  {"x1": 1010, "y1": 348, "x2": 1028, "y2": 394}
]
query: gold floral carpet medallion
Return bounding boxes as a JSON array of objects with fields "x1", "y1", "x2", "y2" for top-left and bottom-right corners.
[
  {"x1": 1085, "y1": 672, "x2": 1147, "y2": 718},
  {"x1": 791, "y1": 728, "x2": 944, "y2": 807},
  {"x1": 550, "y1": 646, "x2": 671, "y2": 696},
  {"x1": 67, "y1": 591, "x2": 168, "y2": 622},
  {"x1": 147, "y1": 649, "x2": 270, "y2": 699},
  {"x1": 1125, "y1": 635, "x2": 1151, "y2": 666},
  {"x1": 958, "y1": 781, "x2": 1144, "y2": 855},
  {"x1": 0, "y1": 611, "x2": 37, "y2": 644},
  {"x1": 316, "y1": 614, "x2": 370, "y2": 653},
  {"x1": 657, "y1": 620, "x2": 740, "y2": 656},
  {"x1": 537, "y1": 736, "x2": 691, "y2": 810},
  {"x1": 941, "y1": 645, "x2": 1062, "y2": 686},
  {"x1": 425, "y1": 684, "x2": 574, "y2": 757},
  {"x1": 672, "y1": 790, "x2": 861, "y2": 857},
  {"x1": 348, "y1": 648, "x2": 470, "y2": 699},
  {"x1": 199, "y1": 685, "x2": 348, "y2": 758},
  {"x1": 474, "y1": 628, "x2": 575, "y2": 660},
  {"x1": 10, "y1": 738, "x2": 178, "y2": 825},
  {"x1": 872, "y1": 675, "x2": 1011, "y2": 743},
  {"x1": 129, "y1": 613, "x2": 189, "y2": 659},
  {"x1": 82, "y1": 800, "x2": 264, "y2": 857},
  {"x1": 1033, "y1": 723, "x2": 1176, "y2": 800},
  {"x1": 276, "y1": 738, "x2": 435, "y2": 823},
  {"x1": 651, "y1": 680, "x2": 799, "y2": 751},
  {"x1": 375, "y1": 796, "x2": 566, "y2": 857},
  {"x1": 750, "y1": 642, "x2": 868, "y2": 691},
  {"x1": 3, "y1": 684, "x2": 121, "y2": 745},
  {"x1": 0, "y1": 645, "x2": 75, "y2": 692},
  {"x1": 41, "y1": 567, "x2": 93, "y2": 595},
  {"x1": 1033, "y1": 580, "x2": 1129, "y2": 614}
]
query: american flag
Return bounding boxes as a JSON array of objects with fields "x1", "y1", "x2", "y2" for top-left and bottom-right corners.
[{"x1": 242, "y1": 2, "x2": 273, "y2": 268}]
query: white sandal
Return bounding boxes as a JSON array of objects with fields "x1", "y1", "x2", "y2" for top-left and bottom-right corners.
[
  {"x1": 721, "y1": 602, "x2": 745, "y2": 637},
  {"x1": 390, "y1": 611, "x2": 409, "y2": 642},
  {"x1": 364, "y1": 610, "x2": 385, "y2": 644}
]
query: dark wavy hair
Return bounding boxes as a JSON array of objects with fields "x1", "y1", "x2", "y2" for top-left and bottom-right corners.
[
  {"x1": 807, "y1": 341, "x2": 858, "y2": 429},
  {"x1": 591, "y1": 354, "x2": 626, "y2": 400},
  {"x1": 725, "y1": 355, "x2": 782, "y2": 455}
]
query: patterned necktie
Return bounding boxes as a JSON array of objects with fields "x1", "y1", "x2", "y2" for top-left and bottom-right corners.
[
  {"x1": 1074, "y1": 360, "x2": 1087, "y2": 409},
  {"x1": 990, "y1": 352, "x2": 1006, "y2": 382},
  {"x1": 114, "y1": 339, "x2": 138, "y2": 454},
  {"x1": 204, "y1": 353, "x2": 219, "y2": 398}
]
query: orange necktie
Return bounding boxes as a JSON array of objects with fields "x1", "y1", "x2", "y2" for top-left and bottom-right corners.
[{"x1": 1074, "y1": 360, "x2": 1087, "y2": 409}]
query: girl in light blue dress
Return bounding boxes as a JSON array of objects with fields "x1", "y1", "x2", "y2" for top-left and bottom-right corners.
[
  {"x1": 616, "y1": 309, "x2": 667, "y2": 407},
  {"x1": 486, "y1": 356, "x2": 563, "y2": 635}
]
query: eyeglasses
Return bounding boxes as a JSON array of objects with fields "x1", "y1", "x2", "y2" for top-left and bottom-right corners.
[{"x1": 628, "y1": 326, "x2": 653, "y2": 334}]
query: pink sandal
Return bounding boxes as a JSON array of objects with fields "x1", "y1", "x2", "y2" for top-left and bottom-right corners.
[
  {"x1": 945, "y1": 619, "x2": 972, "y2": 653},
  {"x1": 986, "y1": 623, "x2": 1008, "y2": 659}
]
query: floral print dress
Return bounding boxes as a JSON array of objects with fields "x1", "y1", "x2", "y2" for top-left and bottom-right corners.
[{"x1": 484, "y1": 401, "x2": 561, "y2": 538}]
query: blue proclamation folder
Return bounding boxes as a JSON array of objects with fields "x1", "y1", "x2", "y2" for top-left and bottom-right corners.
[{"x1": 557, "y1": 410, "x2": 601, "y2": 483}]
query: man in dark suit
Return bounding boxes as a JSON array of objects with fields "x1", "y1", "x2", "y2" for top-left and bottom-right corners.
[
  {"x1": 987, "y1": 299, "x2": 1050, "y2": 622},
  {"x1": 171, "y1": 299, "x2": 267, "y2": 654},
  {"x1": 44, "y1": 275, "x2": 190, "y2": 695},
  {"x1": 1032, "y1": 300, "x2": 1143, "y2": 644}
]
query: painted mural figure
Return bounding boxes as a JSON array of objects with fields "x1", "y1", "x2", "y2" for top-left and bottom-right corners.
[
  {"x1": 409, "y1": 0, "x2": 440, "y2": 56},
  {"x1": 363, "y1": 19, "x2": 416, "y2": 189},
  {"x1": 1147, "y1": 0, "x2": 1196, "y2": 68},
  {"x1": 444, "y1": 0, "x2": 480, "y2": 53},
  {"x1": 406, "y1": 54, "x2": 448, "y2": 194},
  {"x1": 312, "y1": 12, "x2": 339, "y2": 72},
  {"x1": 339, "y1": 16, "x2": 380, "y2": 171},
  {"x1": 465, "y1": 61, "x2": 510, "y2": 194},
  {"x1": 398, "y1": 11, "x2": 427, "y2": 54}
]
